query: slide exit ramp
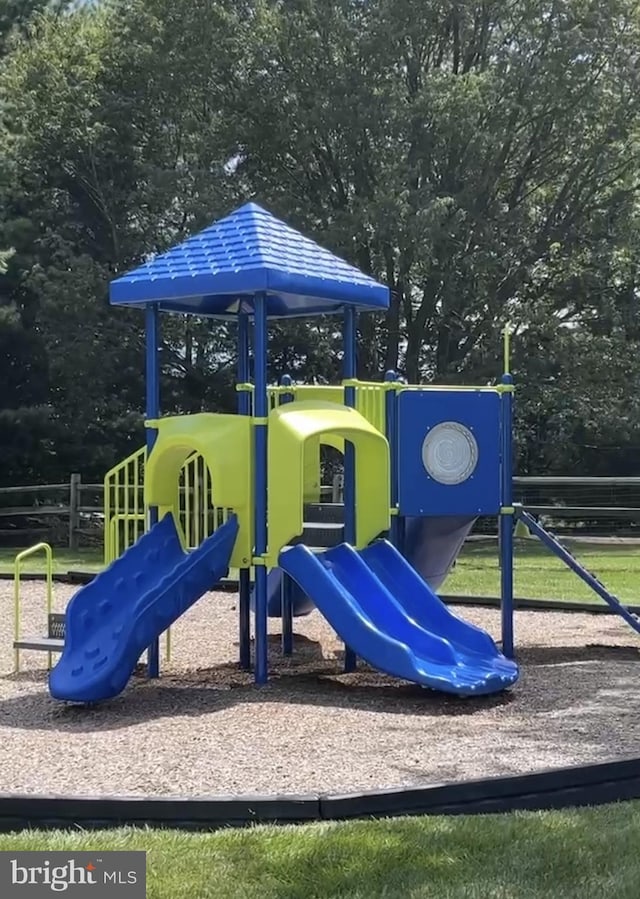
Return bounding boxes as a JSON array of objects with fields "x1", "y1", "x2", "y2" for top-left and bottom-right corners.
[
  {"x1": 49, "y1": 513, "x2": 238, "y2": 703},
  {"x1": 516, "y1": 508, "x2": 640, "y2": 635},
  {"x1": 279, "y1": 539, "x2": 518, "y2": 696}
]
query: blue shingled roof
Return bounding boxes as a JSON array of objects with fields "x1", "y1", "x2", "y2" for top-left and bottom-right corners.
[{"x1": 109, "y1": 202, "x2": 389, "y2": 318}]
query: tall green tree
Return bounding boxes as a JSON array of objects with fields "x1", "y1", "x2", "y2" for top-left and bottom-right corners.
[
  {"x1": 234, "y1": 0, "x2": 640, "y2": 383},
  {"x1": 0, "y1": 1, "x2": 55, "y2": 52},
  {"x1": 0, "y1": 0, "x2": 67, "y2": 484},
  {"x1": 0, "y1": 1, "x2": 244, "y2": 482},
  {"x1": 2, "y1": 0, "x2": 640, "y2": 483}
]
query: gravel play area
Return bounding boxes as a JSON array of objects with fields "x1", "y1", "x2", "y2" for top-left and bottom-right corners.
[{"x1": 1, "y1": 580, "x2": 639, "y2": 798}]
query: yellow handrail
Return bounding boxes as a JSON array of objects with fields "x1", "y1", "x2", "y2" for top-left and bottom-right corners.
[
  {"x1": 103, "y1": 446, "x2": 146, "y2": 565},
  {"x1": 14, "y1": 543, "x2": 53, "y2": 673},
  {"x1": 104, "y1": 446, "x2": 229, "y2": 666},
  {"x1": 104, "y1": 445, "x2": 228, "y2": 562},
  {"x1": 108, "y1": 513, "x2": 146, "y2": 563},
  {"x1": 267, "y1": 382, "x2": 388, "y2": 432},
  {"x1": 503, "y1": 322, "x2": 512, "y2": 375}
]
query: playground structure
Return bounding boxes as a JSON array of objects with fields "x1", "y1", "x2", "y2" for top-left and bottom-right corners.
[
  {"x1": 39, "y1": 203, "x2": 515, "y2": 701},
  {"x1": 12, "y1": 202, "x2": 639, "y2": 704}
]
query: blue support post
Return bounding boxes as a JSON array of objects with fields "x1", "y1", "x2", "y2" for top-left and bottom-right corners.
[
  {"x1": 237, "y1": 314, "x2": 251, "y2": 670},
  {"x1": 279, "y1": 374, "x2": 295, "y2": 656},
  {"x1": 393, "y1": 373, "x2": 408, "y2": 554},
  {"x1": 384, "y1": 370, "x2": 399, "y2": 548},
  {"x1": 500, "y1": 372, "x2": 515, "y2": 658},
  {"x1": 253, "y1": 295, "x2": 269, "y2": 684},
  {"x1": 343, "y1": 307, "x2": 357, "y2": 673},
  {"x1": 145, "y1": 303, "x2": 161, "y2": 679}
]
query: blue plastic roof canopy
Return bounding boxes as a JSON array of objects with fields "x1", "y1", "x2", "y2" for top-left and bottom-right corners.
[{"x1": 109, "y1": 203, "x2": 390, "y2": 318}]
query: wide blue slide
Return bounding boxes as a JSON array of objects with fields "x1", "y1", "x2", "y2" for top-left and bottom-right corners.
[
  {"x1": 264, "y1": 515, "x2": 476, "y2": 617},
  {"x1": 49, "y1": 513, "x2": 238, "y2": 703},
  {"x1": 279, "y1": 539, "x2": 518, "y2": 695}
]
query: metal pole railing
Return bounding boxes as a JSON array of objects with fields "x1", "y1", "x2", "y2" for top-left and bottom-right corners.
[{"x1": 14, "y1": 543, "x2": 53, "y2": 672}]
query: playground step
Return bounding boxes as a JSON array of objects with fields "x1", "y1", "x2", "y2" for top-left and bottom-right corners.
[
  {"x1": 13, "y1": 637, "x2": 64, "y2": 653},
  {"x1": 282, "y1": 543, "x2": 343, "y2": 557},
  {"x1": 293, "y1": 521, "x2": 345, "y2": 548},
  {"x1": 48, "y1": 612, "x2": 66, "y2": 640},
  {"x1": 13, "y1": 612, "x2": 66, "y2": 656},
  {"x1": 303, "y1": 502, "x2": 345, "y2": 524}
]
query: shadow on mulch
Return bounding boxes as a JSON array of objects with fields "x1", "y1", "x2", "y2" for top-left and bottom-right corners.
[
  {"x1": 0, "y1": 633, "x2": 517, "y2": 733},
  {"x1": 1, "y1": 635, "x2": 638, "y2": 745},
  {"x1": 518, "y1": 643, "x2": 640, "y2": 665}
]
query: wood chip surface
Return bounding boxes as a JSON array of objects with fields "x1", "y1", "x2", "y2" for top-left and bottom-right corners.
[{"x1": 1, "y1": 581, "x2": 639, "y2": 797}]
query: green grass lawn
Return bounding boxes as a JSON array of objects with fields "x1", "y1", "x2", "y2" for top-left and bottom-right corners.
[
  {"x1": 2, "y1": 537, "x2": 640, "y2": 604},
  {"x1": 3, "y1": 803, "x2": 640, "y2": 898},
  {"x1": 446, "y1": 538, "x2": 640, "y2": 603},
  {"x1": 0, "y1": 546, "x2": 103, "y2": 575},
  {"x1": 3, "y1": 540, "x2": 640, "y2": 896}
]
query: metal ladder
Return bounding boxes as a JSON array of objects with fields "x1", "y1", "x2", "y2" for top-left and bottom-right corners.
[{"x1": 516, "y1": 507, "x2": 640, "y2": 634}]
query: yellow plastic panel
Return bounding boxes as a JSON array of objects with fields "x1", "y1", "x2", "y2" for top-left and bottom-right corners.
[
  {"x1": 290, "y1": 386, "x2": 345, "y2": 405},
  {"x1": 354, "y1": 383, "x2": 386, "y2": 433},
  {"x1": 268, "y1": 401, "x2": 390, "y2": 565},
  {"x1": 144, "y1": 414, "x2": 253, "y2": 569}
]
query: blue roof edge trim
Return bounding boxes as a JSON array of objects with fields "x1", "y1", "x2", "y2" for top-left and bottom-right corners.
[
  {"x1": 109, "y1": 267, "x2": 271, "y2": 305},
  {"x1": 108, "y1": 202, "x2": 390, "y2": 316}
]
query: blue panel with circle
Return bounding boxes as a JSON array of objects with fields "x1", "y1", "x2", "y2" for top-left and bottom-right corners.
[{"x1": 396, "y1": 390, "x2": 502, "y2": 516}]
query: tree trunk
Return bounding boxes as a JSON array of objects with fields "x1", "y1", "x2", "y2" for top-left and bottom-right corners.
[{"x1": 384, "y1": 288, "x2": 401, "y2": 374}]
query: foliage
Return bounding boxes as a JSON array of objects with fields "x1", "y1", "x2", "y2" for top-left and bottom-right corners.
[
  {"x1": 1, "y1": 0, "x2": 640, "y2": 483},
  {"x1": 234, "y1": 1, "x2": 640, "y2": 379},
  {"x1": 0, "y1": 1, "x2": 55, "y2": 54}
]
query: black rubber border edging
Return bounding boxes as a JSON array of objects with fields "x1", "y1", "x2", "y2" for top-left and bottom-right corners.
[
  {"x1": 6, "y1": 571, "x2": 638, "y2": 614},
  {"x1": 440, "y1": 594, "x2": 640, "y2": 616},
  {"x1": 320, "y1": 757, "x2": 640, "y2": 819},
  {"x1": 0, "y1": 572, "x2": 73, "y2": 583},
  {"x1": 0, "y1": 758, "x2": 639, "y2": 832},
  {"x1": 0, "y1": 572, "x2": 239, "y2": 593}
]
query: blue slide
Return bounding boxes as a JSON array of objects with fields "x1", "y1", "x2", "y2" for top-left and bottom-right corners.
[
  {"x1": 265, "y1": 515, "x2": 475, "y2": 618},
  {"x1": 49, "y1": 513, "x2": 238, "y2": 703},
  {"x1": 279, "y1": 539, "x2": 518, "y2": 696}
]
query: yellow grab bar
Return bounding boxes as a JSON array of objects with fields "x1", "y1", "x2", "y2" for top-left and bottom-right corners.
[{"x1": 14, "y1": 543, "x2": 53, "y2": 673}]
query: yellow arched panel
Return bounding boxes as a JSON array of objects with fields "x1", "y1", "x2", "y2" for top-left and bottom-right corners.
[
  {"x1": 268, "y1": 401, "x2": 390, "y2": 565},
  {"x1": 144, "y1": 413, "x2": 253, "y2": 569}
]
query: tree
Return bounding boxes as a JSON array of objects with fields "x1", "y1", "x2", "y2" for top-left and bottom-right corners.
[
  {"x1": 0, "y1": 1, "x2": 245, "y2": 482},
  {"x1": 0, "y1": 1, "x2": 64, "y2": 485},
  {"x1": 2, "y1": 0, "x2": 640, "y2": 483},
  {"x1": 232, "y1": 0, "x2": 640, "y2": 385},
  {"x1": 0, "y1": 1, "x2": 56, "y2": 53}
]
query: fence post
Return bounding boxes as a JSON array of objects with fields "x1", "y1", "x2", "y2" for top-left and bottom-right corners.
[{"x1": 68, "y1": 473, "x2": 81, "y2": 550}]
